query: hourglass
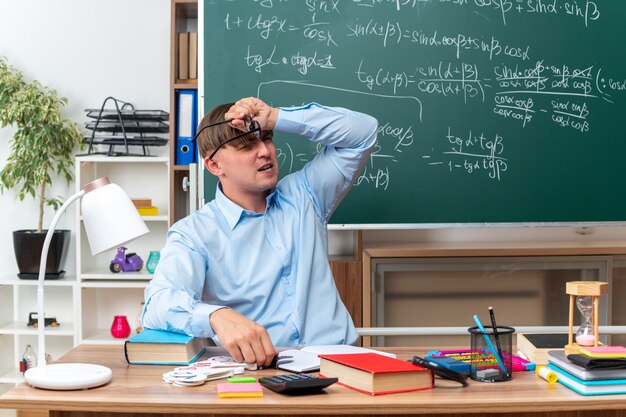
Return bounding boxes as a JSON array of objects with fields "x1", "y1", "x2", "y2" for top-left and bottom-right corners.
[
  {"x1": 576, "y1": 296, "x2": 595, "y2": 346},
  {"x1": 565, "y1": 281, "x2": 608, "y2": 355}
]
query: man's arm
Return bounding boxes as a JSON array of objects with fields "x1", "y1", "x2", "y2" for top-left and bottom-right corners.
[
  {"x1": 276, "y1": 103, "x2": 378, "y2": 222},
  {"x1": 142, "y1": 231, "x2": 222, "y2": 337},
  {"x1": 142, "y1": 229, "x2": 276, "y2": 367}
]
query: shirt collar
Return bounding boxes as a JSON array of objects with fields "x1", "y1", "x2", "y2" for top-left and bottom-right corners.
[{"x1": 214, "y1": 183, "x2": 279, "y2": 230}]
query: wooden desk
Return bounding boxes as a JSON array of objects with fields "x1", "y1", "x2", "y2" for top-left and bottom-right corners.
[{"x1": 1, "y1": 345, "x2": 626, "y2": 417}]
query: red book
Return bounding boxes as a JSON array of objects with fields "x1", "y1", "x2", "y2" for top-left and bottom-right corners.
[{"x1": 319, "y1": 353, "x2": 433, "y2": 395}]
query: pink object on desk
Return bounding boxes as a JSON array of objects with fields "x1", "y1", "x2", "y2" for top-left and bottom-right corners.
[
  {"x1": 217, "y1": 382, "x2": 263, "y2": 398},
  {"x1": 576, "y1": 334, "x2": 596, "y2": 346},
  {"x1": 580, "y1": 345, "x2": 626, "y2": 358}
]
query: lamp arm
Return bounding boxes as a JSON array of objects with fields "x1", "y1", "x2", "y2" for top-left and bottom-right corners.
[{"x1": 36, "y1": 189, "x2": 85, "y2": 368}]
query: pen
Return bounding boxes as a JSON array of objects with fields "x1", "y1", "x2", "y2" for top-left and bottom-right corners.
[
  {"x1": 488, "y1": 306, "x2": 504, "y2": 362},
  {"x1": 473, "y1": 314, "x2": 508, "y2": 375}
]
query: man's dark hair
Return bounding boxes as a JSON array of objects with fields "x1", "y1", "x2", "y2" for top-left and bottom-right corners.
[{"x1": 196, "y1": 102, "x2": 238, "y2": 159}]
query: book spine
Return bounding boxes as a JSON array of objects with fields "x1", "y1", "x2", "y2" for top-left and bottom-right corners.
[{"x1": 123, "y1": 340, "x2": 131, "y2": 364}]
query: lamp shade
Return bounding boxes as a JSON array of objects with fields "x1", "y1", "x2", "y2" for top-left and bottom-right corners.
[{"x1": 81, "y1": 179, "x2": 149, "y2": 255}]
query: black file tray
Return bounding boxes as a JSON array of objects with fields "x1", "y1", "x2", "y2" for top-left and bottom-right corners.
[
  {"x1": 80, "y1": 97, "x2": 169, "y2": 157},
  {"x1": 82, "y1": 136, "x2": 169, "y2": 147},
  {"x1": 85, "y1": 120, "x2": 169, "y2": 134},
  {"x1": 85, "y1": 109, "x2": 169, "y2": 121}
]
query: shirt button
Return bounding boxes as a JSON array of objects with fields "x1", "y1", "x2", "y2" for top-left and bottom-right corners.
[{"x1": 276, "y1": 245, "x2": 282, "y2": 251}]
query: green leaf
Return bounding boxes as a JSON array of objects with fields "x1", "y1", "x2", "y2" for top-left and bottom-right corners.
[{"x1": 0, "y1": 57, "x2": 83, "y2": 227}]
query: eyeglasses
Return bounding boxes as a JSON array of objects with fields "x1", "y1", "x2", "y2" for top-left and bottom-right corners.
[{"x1": 192, "y1": 116, "x2": 262, "y2": 160}]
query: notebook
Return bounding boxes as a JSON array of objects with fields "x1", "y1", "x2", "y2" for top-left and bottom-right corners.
[
  {"x1": 275, "y1": 345, "x2": 396, "y2": 373},
  {"x1": 548, "y1": 350, "x2": 626, "y2": 381},
  {"x1": 547, "y1": 364, "x2": 626, "y2": 396}
]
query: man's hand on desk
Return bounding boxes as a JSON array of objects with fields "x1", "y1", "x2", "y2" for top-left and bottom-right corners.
[{"x1": 210, "y1": 308, "x2": 277, "y2": 368}]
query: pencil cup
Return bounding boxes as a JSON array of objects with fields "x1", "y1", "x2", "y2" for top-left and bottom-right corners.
[{"x1": 468, "y1": 325, "x2": 515, "y2": 382}]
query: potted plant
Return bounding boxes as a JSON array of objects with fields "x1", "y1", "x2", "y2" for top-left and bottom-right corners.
[{"x1": 0, "y1": 57, "x2": 83, "y2": 279}]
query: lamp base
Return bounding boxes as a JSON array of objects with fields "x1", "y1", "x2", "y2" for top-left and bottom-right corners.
[{"x1": 24, "y1": 363, "x2": 112, "y2": 390}]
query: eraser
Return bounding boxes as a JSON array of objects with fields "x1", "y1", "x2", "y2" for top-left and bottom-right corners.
[{"x1": 476, "y1": 368, "x2": 500, "y2": 379}]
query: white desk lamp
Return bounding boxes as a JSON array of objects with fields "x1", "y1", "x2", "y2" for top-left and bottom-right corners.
[{"x1": 24, "y1": 177, "x2": 149, "y2": 390}]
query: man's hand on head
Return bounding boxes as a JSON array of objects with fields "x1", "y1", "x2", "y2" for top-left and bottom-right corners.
[
  {"x1": 209, "y1": 308, "x2": 277, "y2": 368},
  {"x1": 225, "y1": 97, "x2": 278, "y2": 132}
]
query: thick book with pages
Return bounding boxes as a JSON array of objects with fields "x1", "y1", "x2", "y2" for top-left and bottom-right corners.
[
  {"x1": 276, "y1": 345, "x2": 396, "y2": 373},
  {"x1": 319, "y1": 352, "x2": 432, "y2": 395},
  {"x1": 516, "y1": 333, "x2": 568, "y2": 365},
  {"x1": 548, "y1": 350, "x2": 626, "y2": 381},
  {"x1": 124, "y1": 329, "x2": 207, "y2": 365},
  {"x1": 547, "y1": 363, "x2": 626, "y2": 396}
]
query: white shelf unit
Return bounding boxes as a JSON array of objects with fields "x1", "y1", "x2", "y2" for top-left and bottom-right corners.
[
  {"x1": 80, "y1": 280, "x2": 148, "y2": 345},
  {"x1": 76, "y1": 156, "x2": 169, "y2": 345},
  {"x1": 0, "y1": 275, "x2": 77, "y2": 387}
]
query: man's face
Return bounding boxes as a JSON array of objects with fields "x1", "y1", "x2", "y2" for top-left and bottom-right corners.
[{"x1": 209, "y1": 131, "x2": 279, "y2": 201}]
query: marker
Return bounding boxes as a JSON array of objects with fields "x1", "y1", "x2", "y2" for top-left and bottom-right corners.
[
  {"x1": 473, "y1": 314, "x2": 508, "y2": 375},
  {"x1": 536, "y1": 366, "x2": 558, "y2": 384},
  {"x1": 488, "y1": 306, "x2": 504, "y2": 361}
]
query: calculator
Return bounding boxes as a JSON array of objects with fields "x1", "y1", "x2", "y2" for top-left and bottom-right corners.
[{"x1": 258, "y1": 373, "x2": 338, "y2": 394}]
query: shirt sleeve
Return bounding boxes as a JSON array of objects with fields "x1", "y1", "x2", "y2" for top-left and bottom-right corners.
[
  {"x1": 275, "y1": 102, "x2": 378, "y2": 222},
  {"x1": 142, "y1": 227, "x2": 225, "y2": 338}
]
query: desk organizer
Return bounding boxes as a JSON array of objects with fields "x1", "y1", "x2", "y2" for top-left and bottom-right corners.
[{"x1": 81, "y1": 97, "x2": 169, "y2": 157}]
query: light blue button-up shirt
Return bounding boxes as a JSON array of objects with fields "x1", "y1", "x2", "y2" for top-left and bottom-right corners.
[{"x1": 143, "y1": 103, "x2": 377, "y2": 347}]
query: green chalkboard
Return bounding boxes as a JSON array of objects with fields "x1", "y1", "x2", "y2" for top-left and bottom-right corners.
[{"x1": 203, "y1": 0, "x2": 626, "y2": 226}]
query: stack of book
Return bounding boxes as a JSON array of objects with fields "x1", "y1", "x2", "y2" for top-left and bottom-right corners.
[
  {"x1": 177, "y1": 31, "x2": 198, "y2": 81},
  {"x1": 547, "y1": 347, "x2": 626, "y2": 395},
  {"x1": 132, "y1": 198, "x2": 158, "y2": 216}
]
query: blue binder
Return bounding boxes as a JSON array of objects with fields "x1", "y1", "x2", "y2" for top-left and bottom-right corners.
[{"x1": 175, "y1": 89, "x2": 197, "y2": 165}]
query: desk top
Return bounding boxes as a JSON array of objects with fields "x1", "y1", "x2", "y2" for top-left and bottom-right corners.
[{"x1": 2, "y1": 345, "x2": 626, "y2": 415}]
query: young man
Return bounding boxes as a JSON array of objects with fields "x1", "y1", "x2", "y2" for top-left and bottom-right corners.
[{"x1": 143, "y1": 97, "x2": 377, "y2": 367}]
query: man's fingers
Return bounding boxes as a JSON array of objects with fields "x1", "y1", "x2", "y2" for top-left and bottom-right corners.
[
  {"x1": 260, "y1": 332, "x2": 277, "y2": 367},
  {"x1": 209, "y1": 308, "x2": 275, "y2": 366},
  {"x1": 243, "y1": 324, "x2": 273, "y2": 366},
  {"x1": 238, "y1": 342, "x2": 257, "y2": 365},
  {"x1": 225, "y1": 343, "x2": 244, "y2": 363}
]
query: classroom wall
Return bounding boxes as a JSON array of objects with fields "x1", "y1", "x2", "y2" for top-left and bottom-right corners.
[
  {"x1": 0, "y1": 0, "x2": 169, "y2": 277},
  {"x1": 0, "y1": 1, "x2": 623, "y2": 279}
]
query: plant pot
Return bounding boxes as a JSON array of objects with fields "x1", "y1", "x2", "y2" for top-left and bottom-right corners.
[{"x1": 13, "y1": 230, "x2": 70, "y2": 280}]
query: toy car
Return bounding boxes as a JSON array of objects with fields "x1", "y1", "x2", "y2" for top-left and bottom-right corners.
[{"x1": 110, "y1": 246, "x2": 143, "y2": 273}]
